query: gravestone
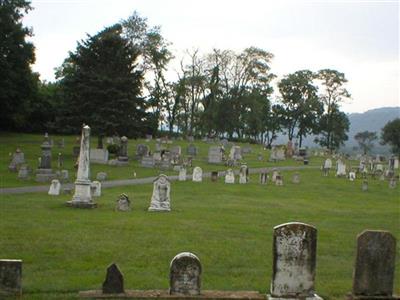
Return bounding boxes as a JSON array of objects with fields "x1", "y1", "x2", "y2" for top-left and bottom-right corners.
[
  {"x1": 229, "y1": 146, "x2": 242, "y2": 161},
  {"x1": 362, "y1": 180, "x2": 368, "y2": 192},
  {"x1": 170, "y1": 252, "x2": 201, "y2": 296},
  {"x1": 322, "y1": 158, "x2": 332, "y2": 176},
  {"x1": 8, "y1": 149, "x2": 25, "y2": 172},
  {"x1": 268, "y1": 222, "x2": 322, "y2": 300},
  {"x1": 211, "y1": 171, "x2": 218, "y2": 182},
  {"x1": 271, "y1": 169, "x2": 279, "y2": 183},
  {"x1": 270, "y1": 146, "x2": 285, "y2": 161},
  {"x1": 159, "y1": 159, "x2": 171, "y2": 170},
  {"x1": 67, "y1": 125, "x2": 96, "y2": 208},
  {"x1": 260, "y1": 170, "x2": 268, "y2": 184},
  {"x1": 60, "y1": 170, "x2": 69, "y2": 182},
  {"x1": 336, "y1": 159, "x2": 347, "y2": 177},
  {"x1": 117, "y1": 136, "x2": 129, "y2": 165},
  {"x1": 208, "y1": 146, "x2": 222, "y2": 164},
  {"x1": 349, "y1": 230, "x2": 397, "y2": 299},
  {"x1": 0, "y1": 259, "x2": 22, "y2": 296},
  {"x1": 286, "y1": 140, "x2": 294, "y2": 157},
  {"x1": 225, "y1": 169, "x2": 235, "y2": 184},
  {"x1": 187, "y1": 144, "x2": 198, "y2": 156},
  {"x1": 148, "y1": 174, "x2": 171, "y2": 212},
  {"x1": 221, "y1": 138, "x2": 229, "y2": 147},
  {"x1": 136, "y1": 144, "x2": 149, "y2": 158},
  {"x1": 96, "y1": 172, "x2": 107, "y2": 181},
  {"x1": 239, "y1": 164, "x2": 249, "y2": 184},
  {"x1": 192, "y1": 167, "x2": 203, "y2": 182},
  {"x1": 116, "y1": 194, "x2": 131, "y2": 212},
  {"x1": 349, "y1": 172, "x2": 356, "y2": 181},
  {"x1": 91, "y1": 181, "x2": 101, "y2": 197},
  {"x1": 57, "y1": 153, "x2": 64, "y2": 168},
  {"x1": 36, "y1": 133, "x2": 56, "y2": 182},
  {"x1": 48, "y1": 179, "x2": 61, "y2": 196},
  {"x1": 141, "y1": 156, "x2": 155, "y2": 168},
  {"x1": 242, "y1": 146, "x2": 252, "y2": 155},
  {"x1": 389, "y1": 178, "x2": 397, "y2": 189},
  {"x1": 178, "y1": 167, "x2": 187, "y2": 181},
  {"x1": 17, "y1": 165, "x2": 30, "y2": 180},
  {"x1": 102, "y1": 263, "x2": 124, "y2": 294},
  {"x1": 171, "y1": 146, "x2": 182, "y2": 157},
  {"x1": 145, "y1": 134, "x2": 153, "y2": 141},
  {"x1": 292, "y1": 173, "x2": 300, "y2": 184},
  {"x1": 275, "y1": 175, "x2": 283, "y2": 186},
  {"x1": 90, "y1": 149, "x2": 109, "y2": 164}
]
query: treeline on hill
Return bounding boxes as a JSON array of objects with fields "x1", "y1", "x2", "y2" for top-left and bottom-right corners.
[{"x1": 2, "y1": 0, "x2": 398, "y2": 153}]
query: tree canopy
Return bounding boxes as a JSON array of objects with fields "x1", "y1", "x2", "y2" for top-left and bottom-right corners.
[{"x1": 381, "y1": 118, "x2": 400, "y2": 155}]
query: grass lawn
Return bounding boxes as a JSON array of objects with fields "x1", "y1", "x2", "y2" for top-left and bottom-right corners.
[
  {"x1": 0, "y1": 168, "x2": 399, "y2": 299},
  {"x1": 0, "y1": 132, "x2": 326, "y2": 188}
]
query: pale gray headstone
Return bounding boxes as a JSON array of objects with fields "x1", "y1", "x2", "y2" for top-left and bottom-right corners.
[
  {"x1": 225, "y1": 169, "x2": 235, "y2": 184},
  {"x1": 170, "y1": 252, "x2": 201, "y2": 296},
  {"x1": 208, "y1": 146, "x2": 222, "y2": 164},
  {"x1": 192, "y1": 167, "x2": 203, "y2": 182},
  {"x1": 48, "y1": 179, "x2": 61, "y2": 196},
  {"x1": 148, "y1": 175, "x2": 171, "y2": 212},
  {"x1": 116, "y1": 194, "x2": 131, "y2": 212},
  {"x1": 178, "y1": 167, "x2": 187, "y2": 181},
  {"x1": 91, "y1": 181, "x2": 101, "y2": 197}
]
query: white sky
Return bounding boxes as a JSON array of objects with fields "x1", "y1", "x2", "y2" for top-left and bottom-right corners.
[{"x1": 23, "y1": 0, "x2": 399, "y2": 113}]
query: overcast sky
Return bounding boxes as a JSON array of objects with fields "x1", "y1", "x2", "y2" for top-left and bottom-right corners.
[{"x1": 23, "y1": 0, "x2": 399, "y2": 113}]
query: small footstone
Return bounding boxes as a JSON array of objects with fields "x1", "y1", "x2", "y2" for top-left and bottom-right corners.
[{"x1": 102, "y1": 263, "x2": 124, "y2": 294}]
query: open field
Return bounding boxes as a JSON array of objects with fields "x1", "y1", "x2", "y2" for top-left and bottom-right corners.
[{"x1": 1, "y1": 167, "x2": 399, "y2": 299}]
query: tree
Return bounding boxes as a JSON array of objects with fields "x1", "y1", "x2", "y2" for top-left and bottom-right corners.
[
  {"x1": 0, "y1": 0, "x2": 38, "y2": 130},
  {"x1": 354, "y1": 131, "x2": 378, "y2": 154},
  {"x1": 56, "y1": 24, "x2": 147, "y2": 140},
  {"x1": 316, "y1": 69, "x2": 351, "y2": 151},
  {"x1": 381, "y1": 118, "x2": 400, "y2": 155},
  {"x1": 277, "y1": 70, "x2": 323, "y2": 147}
]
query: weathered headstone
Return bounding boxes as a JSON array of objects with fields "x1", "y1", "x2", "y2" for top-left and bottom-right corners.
[
  {"x1": 336, "y1": 159, "x2": 347, "y2": 177},
  {"x1": 389, "y1": 177, "x2": 397, "y2": 189},
  {"x1": 17, "y1": 165, "x2": 30, "y2": 180},
  {"x1": 322, "y1": 158, "x2": 332, "y2": 176},
  {"x1": 271, "y1": 169, "x2": 279, "y2": 183},
  {"x1": 349, "y1": 230, "x2": 397, "y2": 299},
  {"x1": 116, "y1": 194, "x2": 131, "y2": 212},
  {"x1": 90, "y1": 149, "x2": 109, "y2": 164},
  {"x1": 225, "y1": 169, "x2": 235, "y2": 184},
  {"x1": 239, "y1": 164, "x2": 249, "y2": 184},
  {"x1": 211, "y1": 171, "x2": 218, "y2": 182},
  {"x1": 141, "y1": 155, "x2": 155, "y2": 168},
  {"x1": 159, "y1": 159, "x2": 171, "y2": 170},
  {"x1": 91, "y1": 181, "x2": 101, "y2": 197},
  {"x1": 148, "y1": 174, "x2": 171, "y2": 212},
  {"x1": 292, "y1": 173, "x2": 300, "y2": 184},
  {"x1": 208, "y1": 146, "x2": 222, "y2": 164},
  {"x1": 192, "y1": 166, "x2": 203, "y2": 182},
  {"x1": 268, "y1": 222, "x2": 321, "y2": 300},
  {"x1": 67, "y1": 125, "x2": 96, "y2": 208},
  {"x1": 136, "y1": 144, "x2": 149, "y2": 158},
  {"x1": 102, "y1": 263, "x2": 124, "y2": 294},
  {"x1": 36, "y1": 133, "x2": 56, "y2": 182},
  {"x1": 0, "y1": 259, "x2": 22, "y2": 296},
  {"x1": 349, "y1": 172, "x2": 356, "y2": 181},
  {"x1": 171, "y1": 146, "x2": 182, "y2": 157},
  {"x1": 8, "y1": 149, "x2": 25, "y2": 172},
  {"x1": 362, "y1": 180, "x2": 368, "y2": 192},
  {"x1": 178, "y1": 167, "x2": 187, "y2": 181},
  {"x1": 229, "y1": 146, "x2": 242, "y2": 161},
  {"x1": 187, "y1": 144, "x2": 198, "y2": 156},
  {"x1": 59, "y1": 170, "x2": 69, "y2": 182},
  {"x1": 170, "y1": 252, "x2": 201, "y2": 296},
  {"x1": 48, "y1": 179, "x2": 61, "y2": 196},
  {"x1": 270, "y1": 146, "x2": 285, "y2": 161},
  {"x1": 96, "y1": 172, "x2": 107, "y2": 181},
  {"x1": 260, "y1": 170, "x2": 268, "y2": 184},
  {"x1": 117, "y1": 136, "x2": 129, "y2": 165},
  {"x1": 275, "y1": 175, "x2": 283, "y2": 186},
  {"x1": 286, "y1": 140, "x2": 294, "y2": 158}
]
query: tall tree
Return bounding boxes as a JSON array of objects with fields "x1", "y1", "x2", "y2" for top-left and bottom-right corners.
[
  {"x1": 354, "y1": 131, "x2": 378, "y2": 154},
  {"x1": 316, "y1": 69, "x2": 351, "y2": 151},
  {"x1": 56, "y1": 24, "x2": 146, "y2": 139},
  {"x1": 381, "y1": 118, "x2": 400, "y2": 155},
  {"x1": 278, "y1": 70, "x2": 323, "y2": 147},
  {"x1": 0, "y1": 0, "x2": 38, "y2": 130}
]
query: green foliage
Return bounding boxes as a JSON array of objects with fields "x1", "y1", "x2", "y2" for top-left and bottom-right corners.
[
  {"x1": 354, "y1": 130, "x2": 377, "y2": 154},
  {"x1": 106, "y1": 143, "x2": 120, "y2": 155},
  {"x1": 56, "y1": 24, "x2": 148, "y2": 138},
  {"x1": 0, "y1": 0, "x2": 39, "y2": 130},
  {"x1": 381, "y1": 118, "x2": 400, "y2": 155}
]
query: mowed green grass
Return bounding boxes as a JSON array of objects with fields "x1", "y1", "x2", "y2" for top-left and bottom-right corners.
[
  {"x1": 0, "y1": 132, "x2": 323, "y2": 188},
  {"x1": 0, "y1": 169, "x2": 399, "y2": 299}
]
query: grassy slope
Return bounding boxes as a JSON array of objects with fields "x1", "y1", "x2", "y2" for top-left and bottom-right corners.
[
  {"x1": 0, "y1": 132, "x2": 324, "y2": 188},
  {"x1": 1, "y1": 168, "x2": 399, "y2": 299}
]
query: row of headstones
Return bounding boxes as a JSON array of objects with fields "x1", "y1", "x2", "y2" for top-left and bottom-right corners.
[
  {"x1": 1, "y1": 224, "x2": 396, "y2": 299},
  {"x1": 47, "y1": 179, "x2": 101, "y2": 197}
]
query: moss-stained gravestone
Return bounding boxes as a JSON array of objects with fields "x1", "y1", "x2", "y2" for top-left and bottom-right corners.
[
  {"x1": 169, "y1": 252, "x2": 201, "y2": 296},
  {"x1": 0, "y1": 259, "x2": 22, "y2": 296},
  {"x1": 348, "y1": 230, "x2": 398, "y2": 299},
  {"x1": 268, "y1": 222, "x2": 322, "y2": 300}
]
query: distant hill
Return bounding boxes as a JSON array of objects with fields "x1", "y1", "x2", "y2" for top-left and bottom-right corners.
[{"x1": 274, "y1": 106, "x2": 400, "y2": 154}]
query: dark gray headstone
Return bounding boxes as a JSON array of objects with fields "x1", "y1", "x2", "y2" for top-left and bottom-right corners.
[
  {"x1": 187, "y1": 144, "x2": 198, "y2": 156},
  {"x1": 118, "y1": 136, "x2": 128, "y2": 162},
  {"x1": 136, "y1": 144, "x2": 149, "y2": 157},
  {"x1": 170, "y1": 252, "x2": 201, "y2": 296},
  {"x1": 102, "y1": 263, "x2": 124, "y2": 294},
  {"x1": 0, "y1": 259, "x2": 22, "y2": 296},
  {"x1": 211, "y1": 171, "x2": 218, "y2": 182},
  {"x1": 352, "y1": 230, "x2": 396, "y2": 297}
]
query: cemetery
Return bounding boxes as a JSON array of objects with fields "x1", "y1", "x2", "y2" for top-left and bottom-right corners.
[{"x1": 0, "y1": 130, "x2": 399, "y2": 299}]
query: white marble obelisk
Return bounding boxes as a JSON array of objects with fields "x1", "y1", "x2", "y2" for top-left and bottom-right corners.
[{"x1": 67, "y1": 125, "x2": 97, "y2": 208}]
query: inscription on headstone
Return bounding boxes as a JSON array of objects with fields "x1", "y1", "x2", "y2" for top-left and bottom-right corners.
[{"x1": 170, "y1": 252, "x2": 201, "y2": 296}]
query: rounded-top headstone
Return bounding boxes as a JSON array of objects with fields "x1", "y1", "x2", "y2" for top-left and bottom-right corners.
[{"x1": 169, "y1": 252, "x2": 202, "y2": 296}]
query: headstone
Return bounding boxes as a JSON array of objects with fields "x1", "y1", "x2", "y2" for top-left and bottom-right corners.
[
  {"x1": 211, "y1": 171, "x2": 218, "y2": 182},
  {"x1": 192, "y1": 167, "x2": 203, "y2": 182},
  {"x1": 275, "y1": 175, "x2": 283, "y2": 186},
  {"x1": 90, "y1": 149, "x2": 109, "y2": 164},
  {"x1": 58, "y1": 169, "x2": 68, "y2": 182},
  {"x1": 208, "y1": 146, "x2": 223, "y2": 164},
  {"x1": 171, "y1": 146, "x2": 182, "y2": 157},
  {"x1": 148, "y1": 174, "x2": 171, "y2": 212},
  {"x1": 91, "y1": 181, "x2": 101, "y2": 197},
  {"x1": 394, "y1": 158, "x2": 399, "y2": 169},
  {"x1": 239, "y1": 164, "x2": 249, "y2": 184},
  {"x1": 67, "y1": 125, "x2": 96, "y2": 208},
  {"x1": 271, "y1": 169, "x2": 279, "y2": 183},
  {"x1": 187, "y1": 144, "x2": 198, "y2": 156},
  {"x1": 225, "y1": 169, "x2": 235, "y2": 184},
  {"x1": 57, "y1": 153, "x2": 64, "y2": 168},
  {"x1": 102, "y1": 263, "x2": 124, "y2": 294},
  {"x1": 159, "y1": 159, "x2": 171, "y2": 171},
  {"x1": 17, "y1": 165, "x2": 30, "y2": 180},
  {"x1": 286, "y1": 140, "x2": 294, "y2": 157},
  {"x1": 292, "y1": 173, "x2": 300, "y2": 184},
  {"x1": 0, "y1": 259, "x2": 22, "y2": 296},
  {"x1": 145, "y1": 134, "x2": 153, "y2": 141},
  {"x1": 221, "y1": 138, "x2": 229, "y2": 147},
  {"x1": 260, "y1": 170, "x2": 268, "y2": 184},
  {"x1": 116, "y1": 136, "x2": 129, "y2": 165},
  {"x1": 136, "y1": 144, "x2": 149, "y2": 158},
  {"x1": 349, "y1": 172, "x2": 356, "y2": 181},
  {"x1": 48, "y1": 179, "x2": 61, "y2": 196},
  {"x1": 349, "y1": 230, "x2": 397, "y2": 299},
  {"x1": 270, "y1": 146, "x2": 285, "y2": 161},
  {"x1": 170, "y1": 252, "x2": 201, "y2": 296},
  {"x1": 178, "y1": 167, "x2": 187, "y2": 181},
  {"x1": 229, "y1": 146, "x2": 242, "y2": 161},
  {"x1": 322, "y1": 158, "x2": 332, "y2": 176},
  {"x1": 96, "y1": 172, "x2": 107, "y2": 181},
  {"x1": 336, "y1": 159, "x2": 346, "y2": 177},
  {"x1": 389, "y1": 178, "x2": 397, "y2": 189},
  {"x1": 36, "y1": 133, "x2": 56, "y2": 182},
  {"x1": 268, "y1": 222, "x2": 321, "y2": 300},
  {"x1": 141, "y1": 156, "x2": 155, "y2": 168},
  {"x1": 173, "y1": 165, "x2": 181, "y2": 172},
  {"x1": 153, "y1": 152, "x2": 162, "y2": 162},
  {"x1": 362, "y1": 180, "x2": 368, "y2": 192},
  {"x1": 242, "y1": 146, "x2": 252, "y2": 155},
  {"x1": 116, "y1": 193, "x2": 131, "y2": 212},
  {"x1": 8, "y1": 149, "x2": 25, "y2": 172}
]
